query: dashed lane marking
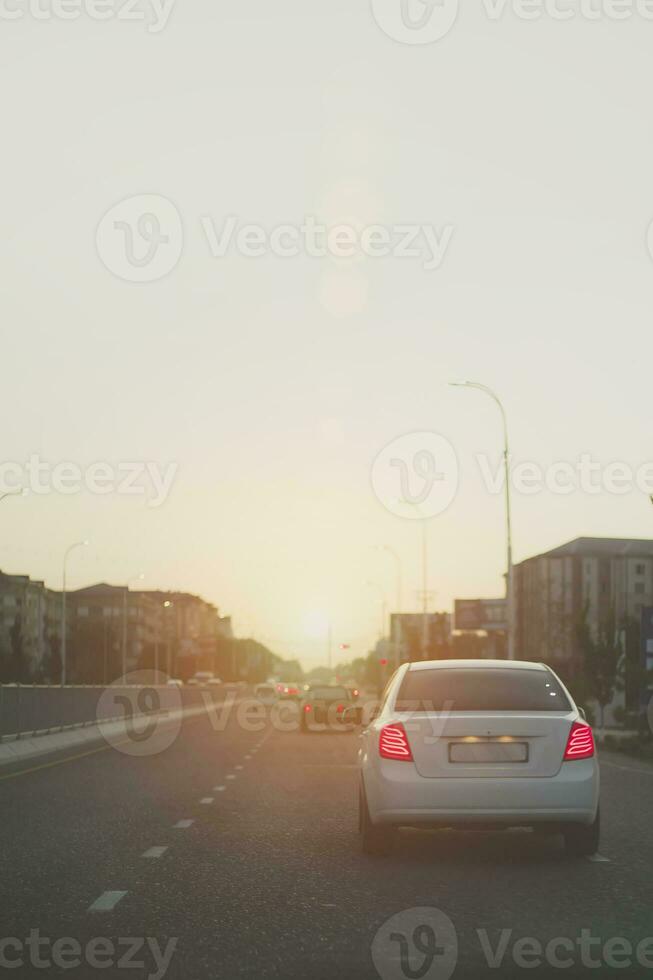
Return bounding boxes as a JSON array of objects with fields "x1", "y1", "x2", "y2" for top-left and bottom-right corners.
[
  {"x1": 587, "y1": 853, "x2": 611, "y2": 863},
  {"x1": 200, "y1": 797, "x2": 214, "y2": 804},
  {"x1": 174, "y1": 819, "x2": 194, "y2": 829},
  {"x1": 142, "y1": 847, "x2": 168, "y2": 859},
  {"x1": 88, "y1": 891, "x2": 127, "y2": 912}
]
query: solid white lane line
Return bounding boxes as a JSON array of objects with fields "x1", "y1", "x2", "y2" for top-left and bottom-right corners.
[
  {"x1": 200, "y1": 797, "x2": 214, "y2": 804},
  {"x1": 142, "y1": 847, "x2": 168, "y2": 859},
  {"x1": 88, "y1": 891, "x2": 127, "y2": 912},
  {"x1": 174, "y1": 819, "x2": 194, "y2": 829},
  {"x1": 214, "y1": 785, "x2": 226, "y2": 792},
  {"x1": 587, "y1": 853, "x2": 611, "y2": 863}
]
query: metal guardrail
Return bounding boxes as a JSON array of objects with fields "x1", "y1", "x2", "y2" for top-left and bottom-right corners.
[{"x1": 0, "y1": 684, "x2": 229, "y2": 741}]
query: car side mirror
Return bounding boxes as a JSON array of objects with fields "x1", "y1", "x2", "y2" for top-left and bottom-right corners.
[{"x1": 578, "y1": 706, "x2": 587, "y2": 721}]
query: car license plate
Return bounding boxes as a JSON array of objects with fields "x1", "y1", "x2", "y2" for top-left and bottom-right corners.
[{"x1": 449, "y1": 741, "x2": 528, "y2": 763}]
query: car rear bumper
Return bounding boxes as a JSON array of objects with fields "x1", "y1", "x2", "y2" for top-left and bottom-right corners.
[{"x1": 363, "y1": 757, "x2": 599, "y2": 827}]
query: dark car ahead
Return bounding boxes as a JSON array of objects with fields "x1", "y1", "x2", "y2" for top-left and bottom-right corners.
[{"x1": 299, "y1": 685, "x2": 361, "y2": 733}]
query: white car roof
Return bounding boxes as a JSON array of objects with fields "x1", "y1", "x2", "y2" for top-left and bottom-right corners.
[{"x1": 407, "y1": 659, "x2": 547, "y2": 672}]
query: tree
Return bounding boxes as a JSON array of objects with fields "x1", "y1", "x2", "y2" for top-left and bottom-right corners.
[
  {"x1": 9, "y1": 614, "x2": 27, "y2": 683},
  {"x1": 576, "y1": 604, "x2": 623, "y2": 731},
  {"x1": 43, "y1": 632, "x2": 62, "y2": 685}
]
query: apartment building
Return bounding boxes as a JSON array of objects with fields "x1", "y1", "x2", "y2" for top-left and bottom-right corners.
[
  {"x1": 0, "y1": 571, "x2": 60, "y2": 681},
  {"x1": 514, "y1": 537, "x2": 653, "y2": 674}
]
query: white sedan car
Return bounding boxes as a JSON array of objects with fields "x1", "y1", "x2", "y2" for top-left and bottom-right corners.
[{"x1": 358, "y1": 659, "x2": 600, "y2": 857}]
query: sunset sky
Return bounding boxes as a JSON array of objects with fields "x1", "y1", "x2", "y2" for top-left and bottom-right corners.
[{"x1": 2, "y1": 3, "x2": 652, "y2": 667}]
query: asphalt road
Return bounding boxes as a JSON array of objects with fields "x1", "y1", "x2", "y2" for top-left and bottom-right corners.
[{"x1": 2, "y1": 700, "x2": 653, "y2": 980}]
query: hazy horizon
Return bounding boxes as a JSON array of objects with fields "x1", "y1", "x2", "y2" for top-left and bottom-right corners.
[{"x1": 3, "y1": 3, "x2": 653, "y2": 668}]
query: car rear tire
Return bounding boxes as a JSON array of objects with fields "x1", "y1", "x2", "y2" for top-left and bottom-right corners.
[
  {"x1": 563, "y1": 808, "x2": 600, "y2": 857},
  {"x1": 359, "y1": 785, "x2": 395, "y2": 856}
]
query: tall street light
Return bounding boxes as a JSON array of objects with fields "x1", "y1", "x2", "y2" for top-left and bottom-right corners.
[
  {"x1": 450, "y1": 380, "x2": 514, "y2": 660},
  {"x1": 374, "y1": 545, "x2": 403, "y2": 612},
  {"x1": 374, "y1": 545, "x2": 403, "y2": 667},
  {"x1": 154, "y1": 599, "x2": 173, "y2": 677},
  {"x1": 365, "y1": 580, "x2": 388, "y2": 641},
  {"x1": 61, "y1": 539, "x2": 89, "y2": 686},
  {"x1": 398, "y1": 501, "x2": 431, "y2": 659},
  {"x1": 122, "y1": 572, "x2": 145, "y2": 678}
]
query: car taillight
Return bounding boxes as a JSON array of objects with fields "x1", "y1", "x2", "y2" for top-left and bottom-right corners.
[
  {"x1": 379, "y1": 723, "x2": 413, "y2": 762},
  {"x1": 304, "y1": 704, "x2": 312, "y2": 713},
  {"x1": 563, "y1": 721, "x2": 595, "y2": 761},
  {"x1": 336, "y1": 704, "x2": 344, "y2": 714}
]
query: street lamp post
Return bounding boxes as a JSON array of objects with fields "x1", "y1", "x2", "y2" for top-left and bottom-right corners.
[
  {"x1": 365, "y1": 581, "x2": 388, "y2": 641},
  {"x1": 420, "y1": 519, "x2": 429, "y2": 658},
  {"x1": 155, "y1": 600, "x2": 173, "y2": 677},
  {"x1": 450, "y1": 380, "x2": 515, "y2": 660},
  {"x1": 398, "y1": 502, "x2": 431, "y2": 660},
  {"x1": 376, "y1": 545, "x2": 404, "y2": 667},
  {"x1": 61, "y1": 540, "x2": 88, "y2": 686},
  {"x1": 122, "y1": 573, "x2": 144, "y2": 679}
]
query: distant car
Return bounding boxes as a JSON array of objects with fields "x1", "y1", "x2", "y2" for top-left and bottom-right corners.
[
  {"x1": 166, "y1": 678, "x2": 184, "y2": 687},
  {"x1": 193, "y1": 672, "x2": 215, "y2": 688},
  {"x1": 357, "y1": 659, "x2": 600, "y2": 857},
  {"x1": 279, "y1": 682, "x2": 302, "y2": 700},
  {"x1": 186, "y1": 678, "x2": 199, "y2": 686},
  {"x1": 254, "y1": 683, "x2": 277, "y2": 705},
  {"x1": 207, "y1": 677, "x2": 223, "y2": 687},
  {"x1": 299, "y1": 685, "x2": 360, "y2": 733}
]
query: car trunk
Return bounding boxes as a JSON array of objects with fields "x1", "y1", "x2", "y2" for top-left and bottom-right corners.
[
  {"x1": 398, "y1": 711, "x2": 574, "y2": 779},
  {"x1": 308, "y1": 698, "x2": 348, "y2": 723}
]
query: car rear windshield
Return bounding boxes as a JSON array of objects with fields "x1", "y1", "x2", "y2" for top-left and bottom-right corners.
[
  {"x1": 394, "y1": 668, "x2": 571, "y2": 712},
  {"x1": 308, "y1": 687, "x2": 348, "y2": 700}
]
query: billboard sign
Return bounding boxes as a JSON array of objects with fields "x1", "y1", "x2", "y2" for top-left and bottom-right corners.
[{"x1": 455, "y1": 598, "x2": 507, "y2": 633}]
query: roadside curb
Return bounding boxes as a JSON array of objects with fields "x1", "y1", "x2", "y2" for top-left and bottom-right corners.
[{"x1": 0, "y1": 704, "x2": 211, "y2": 770}]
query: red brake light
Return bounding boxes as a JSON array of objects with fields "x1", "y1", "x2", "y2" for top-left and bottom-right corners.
[
  {"x1": 336, "y1": 704, "x2": 344, "y2": 714},
  {"x1": 563, "y1": 721, "x2": 594, "y2": 761},
  {"x1": 379, "y1": 723, "x2": 413, "y2": 762},
  {"x1": 304, "y1": 704, "x2": 312, "y2": 713}
]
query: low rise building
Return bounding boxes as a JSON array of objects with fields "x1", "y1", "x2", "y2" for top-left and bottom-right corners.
[
  {"x1": 514, "y1": 537, "x2": 653, "y2": 672},
  {"x1": 0, "y1": 571, "x2": 61, "y2": 681}
]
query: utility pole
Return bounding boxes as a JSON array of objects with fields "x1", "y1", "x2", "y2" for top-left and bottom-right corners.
[
  {"x1": 450, "y1": 381, "x2": 514, "y2": 659},
  {"x1": 61, "y1": 540, "x2": 88, "y2": 686}
]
